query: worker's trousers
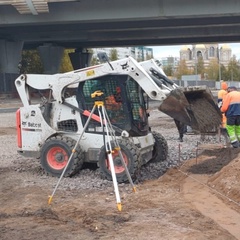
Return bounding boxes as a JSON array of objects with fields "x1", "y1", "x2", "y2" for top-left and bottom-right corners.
[{"x1": 226, "y1": 115, "x2": 240, "y2": 143}]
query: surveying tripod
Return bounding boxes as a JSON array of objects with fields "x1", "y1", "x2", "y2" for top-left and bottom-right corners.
[{"x1": 48, "y1": 90, "x2": 136, "y2": 211}]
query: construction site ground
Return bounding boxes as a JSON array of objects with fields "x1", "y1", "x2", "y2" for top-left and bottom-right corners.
[{"x1": 0, "y1": 99, "x2": 240, "y2": 240}]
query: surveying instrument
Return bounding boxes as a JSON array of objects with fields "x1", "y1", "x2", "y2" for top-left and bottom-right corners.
[{"x1": 48, "y1": 90, "x2": 136, "y2": 211}]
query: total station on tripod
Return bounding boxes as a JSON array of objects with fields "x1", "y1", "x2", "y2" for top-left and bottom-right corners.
[{"x1": 91, "y1": 90, "x2": 105, "y2": 101}]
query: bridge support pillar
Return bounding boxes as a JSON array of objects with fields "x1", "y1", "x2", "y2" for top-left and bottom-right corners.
[
  {"x1": 69, "y1": 48, "x2": 93, "y2": 69},
  {"x1": 0, "y1": 40, "x2": 23, "y2": 73},
  {"x1": 38, "y1": 43, "x2": 64, "y2": 74},
  {"x1": 0, "y1": 40, "x2": 23, "y2": 97}
]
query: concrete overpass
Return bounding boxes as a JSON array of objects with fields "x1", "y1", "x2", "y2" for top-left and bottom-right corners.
[
  {"x1": 1, "y1": 0, "x2": 240, "y2": 49},
  {"x1": 1, "y1": 0, "x2": 240, "y2": 76}
]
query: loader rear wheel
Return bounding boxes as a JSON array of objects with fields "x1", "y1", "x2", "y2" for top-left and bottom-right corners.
[
  {"x1": 98, "y1": 139, "x2": 140, "y2": 183},
  {"x1": 150, "y1": 131, "x2": 168, "y2": 163},
  {"x1": 40, "y1": 135, "x2": 84, "y2": 177}
]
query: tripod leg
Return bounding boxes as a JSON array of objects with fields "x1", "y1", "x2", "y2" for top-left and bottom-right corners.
[
  {"x1": 116, "y1": 148, "x2": 136, "y2": 192},
  {"x1": 102, "y1": 106, "x2": 136, "y2": 192},
  {"x1": 107, "y1": 151, "x2": 122, "y2": 211},
  {"x1": 48, "y1": 105, "x2": 97, "y2": 205},
  {"x1": 98, "y1": 105, "x2": 122, "y2": 211}
]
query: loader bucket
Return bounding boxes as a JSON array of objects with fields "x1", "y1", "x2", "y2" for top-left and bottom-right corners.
[
  {"x1": 159, "y1": 86, "x2": 222, "y2": 133},
  {"x1": 158, "y1": 88, "x2": 192, "y2": 125}
]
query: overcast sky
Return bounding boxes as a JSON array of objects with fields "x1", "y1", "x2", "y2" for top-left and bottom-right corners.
[{"x1": 149, "y1": 43, "x2": 240, "y2": 60}]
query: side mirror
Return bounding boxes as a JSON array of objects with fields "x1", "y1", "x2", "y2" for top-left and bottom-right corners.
[
  {"x1": 97, "y1": 52, "x2": 109, "y2": 63},
  {"x1": 97, "y1": 52, "x2": 114, "y2": 70}
]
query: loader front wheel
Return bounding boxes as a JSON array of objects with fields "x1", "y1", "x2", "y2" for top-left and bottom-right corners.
[
  {"x1": 40, "y1": 135, "x2": 84, "y2": 177},
  {"x1": 98, "y1": 139, "x2": 140, "y2": 183},
  {"x1": 150, "y1": 131, "x2": 168, "y2": 163}
]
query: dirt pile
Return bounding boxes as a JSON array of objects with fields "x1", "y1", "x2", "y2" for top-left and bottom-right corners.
[
  {"x1": 207, "y1": 148, "x2": 240, "y2": 210},
  {"x1": 176, "y1": 147, "x2": 240, "y2": 208},
  {"x1": 1, "y1": 102, "x2": 240, "y2": 239}
]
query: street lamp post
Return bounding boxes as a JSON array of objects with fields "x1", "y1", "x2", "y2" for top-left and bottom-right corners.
[
  {"x1": 195, "y1": 49, "x2": 198, "y2": 86},
  {"x1": 218, "y1": 46, "x2": 222, "y2": 81}
]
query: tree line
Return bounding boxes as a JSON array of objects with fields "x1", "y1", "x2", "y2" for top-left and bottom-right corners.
[
  {"x1": 19, "y1": 49, "x2": 240, "y2": 81},
  {"x1": 19, "y1": 48, "x2": 124, "y2": 74},
  {"x1": 163, "y1": 56, "x2": 240, "y2": 81}
]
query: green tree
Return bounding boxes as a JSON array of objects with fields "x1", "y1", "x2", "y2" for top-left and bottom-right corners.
[
  {"x1": 219, "y1": 64, "x2": 228, "y2": 81},
  {"x1": 175, "y1": 59, "x2": 191, "y2": 79},
  {"x1": 59, "y1": 49, "x2": 74, "y2": 73},
  {"x1": 226, "y1": 56, "x2": 240, "y2": 81},
  {"x1": 109, "y1": 49, "x2": 118, "y2": 61},
  {"x1": 91, "y1": 56, "x2": 99, "y2": 66},
  {"x1": 20, "y1": 50, "x2": 43, "y2": 74},
  {"x1": 205, "y1": 58, "x2": 219, "y2": 80},
  {"x1": 20, "y1": 49, "x2": 75, "y2": 74},
  {"x1": 196, "y1": 56, "x2": 205, "y2": 79},
  {"x1": 163, "y1": 65, "x2": 173, "y2": 77}
]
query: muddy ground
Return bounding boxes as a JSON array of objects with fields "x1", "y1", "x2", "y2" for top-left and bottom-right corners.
[{"x1": 0, "y1": 100, "x2": 240, "y2": 240}]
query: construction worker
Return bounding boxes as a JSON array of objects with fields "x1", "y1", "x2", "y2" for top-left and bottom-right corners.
[
  {"x1": 221, "y1": 86, "x2": 240, "y2": 148},
  {"x1": 105, "y1": 86, "x2": 122, "y2": 111},
  {"x1": 105, "y1": 86, "x2": 123, "y2": 123},
  {"x1": 217, "y1": 81, "x2": 228, "y2": 137},
  {"x1": 218, "y1": 81, "x2": 228, "y2": 106},
  {"x1": 174, "y1": 119, "x2": 187, "y2": 142}
]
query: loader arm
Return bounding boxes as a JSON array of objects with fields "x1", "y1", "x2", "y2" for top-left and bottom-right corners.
[
  {"x1": 15, "y1": 57, "x2": 167, "y2": 107},
  {"x1": 140, "y1": 59, "x2": 222, "y2": 132}
]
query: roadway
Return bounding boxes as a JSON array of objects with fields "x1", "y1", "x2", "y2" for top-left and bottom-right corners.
[{"x1": 0, "y1": 108, "x2": 18, "y2": 113}]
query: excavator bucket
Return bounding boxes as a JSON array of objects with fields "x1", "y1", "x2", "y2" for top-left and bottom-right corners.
[{"x1": 159, "y1": 86, "x2": 222, "y2": 133}]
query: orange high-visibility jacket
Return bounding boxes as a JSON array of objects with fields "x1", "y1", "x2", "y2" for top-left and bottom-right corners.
[
  {"x1": 218, "y1": 89, "x2": 227, "y2": 102},
  {"x1": 218, "y1": 82, "x2": 228, "y2": 102},
  {"x1": 221, "y1": 90, "x2": 240, "y2": 117}
]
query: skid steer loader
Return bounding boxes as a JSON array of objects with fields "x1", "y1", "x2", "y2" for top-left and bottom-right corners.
[{"x1": 15, "y1": 56, "x2": 221, "y2": 183}]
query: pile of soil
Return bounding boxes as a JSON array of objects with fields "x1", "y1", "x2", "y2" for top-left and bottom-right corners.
[{"x1": 0, "y1": 101, "x2": 240, "y2": 239}]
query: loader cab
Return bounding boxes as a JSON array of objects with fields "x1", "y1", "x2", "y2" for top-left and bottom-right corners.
[{"x1": 77, "y1": 74, "x2": 149, "y2": 136}]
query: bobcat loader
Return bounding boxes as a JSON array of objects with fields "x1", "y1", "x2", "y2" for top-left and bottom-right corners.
[{"x1": 15, "y1": 56, "x2": 221, "y2": 183}]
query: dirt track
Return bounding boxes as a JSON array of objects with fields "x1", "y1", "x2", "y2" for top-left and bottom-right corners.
[{"x1": 0, "y1": 101, "x2": 240, "y2": 239}]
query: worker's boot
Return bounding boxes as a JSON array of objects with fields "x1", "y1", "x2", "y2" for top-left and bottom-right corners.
[
  {"x1": 231, "y1": 141, "x2": 239, "y2": 148},
  {"x1": 178, "y1": 135, "x2": 183, "y2": 142}
]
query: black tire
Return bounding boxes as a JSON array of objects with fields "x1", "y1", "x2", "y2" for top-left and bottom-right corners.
[
  {"x1": 40, "y1": 135, "x2": 84, "y2": 177},
  {"x1": 98, "y1": 139, "x2": 140, "y2": 183},
  {"x1": 150, "y1": 131, "x2": 168, "y2": 163}
]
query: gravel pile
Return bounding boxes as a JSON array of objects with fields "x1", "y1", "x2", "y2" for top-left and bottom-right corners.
[{"x1": 0, "y1": 110, "x2": 224, "y2": 192}]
